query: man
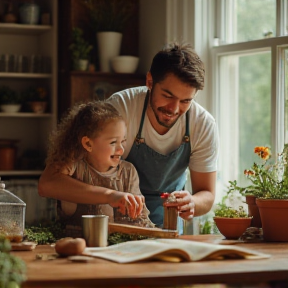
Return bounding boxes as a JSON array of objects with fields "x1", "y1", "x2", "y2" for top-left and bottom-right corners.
[{"x1": 39, "y1": 42, "x2": 219, "y2": 227}]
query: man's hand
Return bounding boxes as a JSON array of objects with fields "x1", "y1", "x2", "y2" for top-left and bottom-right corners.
[{"x1": 171, "y1": 190, "x2": 195, "y2": 220}]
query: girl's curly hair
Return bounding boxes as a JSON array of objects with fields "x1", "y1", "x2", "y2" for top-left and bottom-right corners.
[{"x1": 46, "y1": 101, "x2": 123, "y2": 169}]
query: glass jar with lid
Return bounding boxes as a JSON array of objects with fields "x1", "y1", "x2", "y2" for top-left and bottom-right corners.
[{"x1": 0, "y1": 178, "x2": 26, "y2": 242}]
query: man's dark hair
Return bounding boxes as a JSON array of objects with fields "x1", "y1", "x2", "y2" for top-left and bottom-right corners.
[{"x1": 149, "y1": 42, "x2": 205, "y2": 90}]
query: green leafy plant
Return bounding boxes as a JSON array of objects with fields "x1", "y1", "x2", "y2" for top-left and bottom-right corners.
[
  {"x1": 22, "y1": 86, "x2": 48, "y2": 102},
  {"x1": 214, "y1": 203, "x2": 249, "y2": 218},
  {"x1": 81, "y1": 0, "x2": 136, "y2": 33},
  {"x1": 24, "y1": 222, "x2": 65, "y2": 245},
  {"x1": 0, "y1": 236, "x2": 26, "y2": 288},
  {"x1": 108, "y1": 232, "x2": 148, "y2": 245},
  {"x1": 226, "y1": 180, "x2": 248, "y2": 196},
  {"x1": 225, "y1": 145, "x2": 288, "y2": 200},
  {"x1": 69, "y1": 27, "x2": 93, "y2": 63},
  {"x1": 0, "y1": 86, "x2": 22, "y2": 104},
  {"x1": 214, "y1": 182, "x2": 249, "y2": 218},
  {"x1": 199, "y1": 220, "x2": 213, "y2": 234},
  {"x1": 243, "y1": 145, "x2": 288, "y2": 199}
]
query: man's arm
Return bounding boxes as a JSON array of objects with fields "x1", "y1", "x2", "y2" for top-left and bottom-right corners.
[
  {"x1": 189, "y1": 169, "x2": 216, "y2": 216},
  {"x1": 38, "y1": 165, "x2": 141, "y2": 218},
  {"x1": 171, "y1": 169, "x2": 216, "y2": 220}
]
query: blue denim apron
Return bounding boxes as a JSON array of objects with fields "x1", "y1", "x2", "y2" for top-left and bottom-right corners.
[{"x1": 126, "y1": 92, "x2": 191, "y2": 226}]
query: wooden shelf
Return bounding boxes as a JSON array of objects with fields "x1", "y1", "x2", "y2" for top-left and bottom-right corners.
[
  {"x1": 0, "y1": 23, "x2": 52, "y2": 35},
  {"x1": 58, "y1": 0, "x2": 140, "y2": 118},
  {"x1": 67, "y1": 71, "x2": 145, "y2": 112},
  {"x1": 70, "y1": 71, "x2": 145, "y2": 79},
  {"x1": 0, "y1": 0, "x2": 57, "y2": 178},
  {"x1": 0, "y1": 170, "x2": 42, "y2": 176},
  {"x1": 0, "y1": 73, "x2": 52, "y2": 78},
  {"x1": 0, "y1": 112, "x2": 52, "y2": 118}
]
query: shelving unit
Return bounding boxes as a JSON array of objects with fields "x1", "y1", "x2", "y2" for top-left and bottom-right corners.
[
  {"x1": 58, "y1": 0, "x2": 143, "y2": 118},
  {"x1": 0, "y1": 0, "x2": 58, "y2": 178},
  {"x1": 59, "y1": 71, "x2": 145, "y2": 117}
]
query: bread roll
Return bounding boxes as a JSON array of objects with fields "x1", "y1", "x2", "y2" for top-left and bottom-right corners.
[{"x1": 55, "y1": 237, "x2": 86, "y2": 256}]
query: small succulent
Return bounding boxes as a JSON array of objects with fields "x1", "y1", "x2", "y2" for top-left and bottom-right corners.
[{"x1": 69, "y1": 27, "x2": 93, "y2": 61}]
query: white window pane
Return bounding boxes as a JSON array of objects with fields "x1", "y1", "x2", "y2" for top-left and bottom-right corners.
[
  {"x1": 228, "y1": 0, "x2": 276, "y2": 43},
  {"x1": 285, "y1": 49, "x2": 288, "y2": 143},
  {"x1": 218, "y1": 51, "x2": 271, "y2": 193}
]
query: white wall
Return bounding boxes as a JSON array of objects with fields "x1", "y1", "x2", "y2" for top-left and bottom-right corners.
[
  {"x1": 138, "y1": 0, "x2": 213, "y2": 115},
  {"x1": 139, "y1": 0, "x2": 167, "y2": 74}
]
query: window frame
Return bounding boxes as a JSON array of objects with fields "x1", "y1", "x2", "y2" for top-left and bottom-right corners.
[{"x1": 211, "y1": 1, "x2": 288, "y2": 157}]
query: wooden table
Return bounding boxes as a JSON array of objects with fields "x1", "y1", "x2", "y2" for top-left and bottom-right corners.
[{"x1": 12, "y1": 235, "x2": 288, "y2": 288}]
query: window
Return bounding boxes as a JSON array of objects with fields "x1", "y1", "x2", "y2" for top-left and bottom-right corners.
[
  {"x1": 212, "y1": 0, "x2": 288, "y2": 202},
  {"x1": 224, "y1": 0, "x2": 277, "y2": 44},
  {"x1": 285, "y1": 48, "x2": 288, "y2": 142}
]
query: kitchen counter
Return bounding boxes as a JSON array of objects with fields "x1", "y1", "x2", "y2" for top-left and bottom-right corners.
[{"x1": 12, "y1": 235, "x2": 288, "y2": 288}]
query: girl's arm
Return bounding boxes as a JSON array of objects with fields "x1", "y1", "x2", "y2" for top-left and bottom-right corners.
[{"x1": 38, "y1": 164, "x2": 140, "y2": 218}]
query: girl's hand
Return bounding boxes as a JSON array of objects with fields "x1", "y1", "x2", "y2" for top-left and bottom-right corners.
[
  {"x1": 133, "y1": 195, "x2": 144, "y2": 218},
  {"x1": 109, "y1": 191, "x2": 143, "y2": 219},
  {"x1": 171, "y1": 190, "x2": 195, "y2": 220}
]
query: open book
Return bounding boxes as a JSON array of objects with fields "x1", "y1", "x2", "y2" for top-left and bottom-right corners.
[{"x1": 83, "y1": 238, "x2": 270, "y2": 263}]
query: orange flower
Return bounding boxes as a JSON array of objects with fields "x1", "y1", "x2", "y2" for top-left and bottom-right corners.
[
  {"x1": 254, "y1": 146, "x2": 270, "y2": 160},
  {"x1": 36, "y1": 87, "x2": 48, "y2": 100},
  {"x1": 244, "y1": 169, "x2": 255, "y2": 176}
]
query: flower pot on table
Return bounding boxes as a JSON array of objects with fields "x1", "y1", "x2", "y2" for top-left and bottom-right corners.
[
  {"x1": 256, "y1": 198, "x2": 288, "y2": 242},
  {"x1": 245, "y1": 195, "x2": 262, "y2": 228},
  {"x1": 213, "y1": 217, "x2": 252, "y2": 240}
]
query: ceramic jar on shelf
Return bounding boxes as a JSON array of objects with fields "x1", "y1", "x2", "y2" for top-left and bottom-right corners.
[{"x1": 19, "y1": 3, "x2": 40, "y2": 25}]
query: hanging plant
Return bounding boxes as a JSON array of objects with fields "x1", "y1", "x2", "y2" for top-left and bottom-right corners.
[{"x1": 81, "y1": 0, "x2": 136, "y2": 33}]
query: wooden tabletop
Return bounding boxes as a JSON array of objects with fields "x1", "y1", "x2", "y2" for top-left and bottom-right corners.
[{"x1": 12, "y1": 235, "x2": 288, "y2": 288}]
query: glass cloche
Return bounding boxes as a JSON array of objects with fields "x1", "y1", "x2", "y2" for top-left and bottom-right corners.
[{"x1": 0, "y1": 178, "x2": 26, "y2": 242}]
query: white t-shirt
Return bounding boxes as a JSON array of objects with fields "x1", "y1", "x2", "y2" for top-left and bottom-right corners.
[{"x1": 108, "y1": 86, "x2": 219, "y2": 173}]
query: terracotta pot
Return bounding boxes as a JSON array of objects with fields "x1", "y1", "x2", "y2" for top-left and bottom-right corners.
[
  {"x1": 0, "y1": 146, "x2": 17, "y2": 170},
  {"x1": 245, "y1": 195, "x2": 262, "y2": 228},
  {"x1": 256, "y1": 198, "x2": 288, "y2": 242},
  {"x1": 213, "y1": 217, "x2": 252, "y2": 240},
  {"x1": 28, "y1": 101, "x2": 47, "y2": 113}
]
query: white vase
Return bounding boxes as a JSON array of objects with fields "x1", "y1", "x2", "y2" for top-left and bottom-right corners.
[
  {"x1": 97, "y1": 32, "x2": 122, "y2": 72},
  {"x1": 77, "y1": 59, "x2": 89, "y2": 71}
]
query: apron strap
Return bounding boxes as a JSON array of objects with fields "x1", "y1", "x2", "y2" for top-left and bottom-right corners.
[
  {"x1": 136, "y1": 90, "x2": 149, "y2": 140},
  {"x1": 182, "y1": 109, "x2": 190, "y2": 143}
]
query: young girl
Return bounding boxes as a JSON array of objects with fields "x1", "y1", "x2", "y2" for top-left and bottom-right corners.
[{"x1": 45, "y1": 101, "x2": 154, "y2": 237}]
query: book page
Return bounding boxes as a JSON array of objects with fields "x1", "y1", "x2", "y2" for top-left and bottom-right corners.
[{"x1": 83, "y1": 239, "x2": 270, "y2": 263}]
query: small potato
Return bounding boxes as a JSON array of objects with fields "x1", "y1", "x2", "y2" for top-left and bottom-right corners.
[{"x1": 55, "y1": 237, "x2": 86, "y2": 256}]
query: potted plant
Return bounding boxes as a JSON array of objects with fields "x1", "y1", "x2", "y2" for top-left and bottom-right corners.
[
  {"x1": 69, "y1": 27, "x2": 93, "y2": 71},
  {"x1": 0, "y1": 85, "x2": 22, "y2": 113},
  {"x1": 242, "y1": 145, "x2": 288, "y2": 241},
  {"x1": 213, "y1": 201, "x2": 252, "y2": 240},
  {"x1": 22, "y1": 86, "x2": 48, "y2": 113},
  {"x1": 0, "y1": 236, "x2": 26, "y2": 288},
  {"x1": 226, "y1": 180, "x2": 262, "y2": 228},
  {"x1": 80, "y1": 0, "x2": 136, "y2": 72}
]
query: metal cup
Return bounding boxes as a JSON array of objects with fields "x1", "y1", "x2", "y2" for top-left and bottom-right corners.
[{"x1": 82, "y1": 215, "x2": 109, "y2": 247}]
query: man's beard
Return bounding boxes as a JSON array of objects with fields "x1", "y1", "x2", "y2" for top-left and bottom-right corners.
[{"x1": 149, "y1": 89, "x2": 179, "y2": 129}]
